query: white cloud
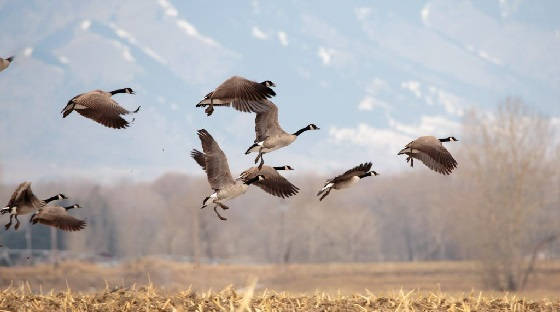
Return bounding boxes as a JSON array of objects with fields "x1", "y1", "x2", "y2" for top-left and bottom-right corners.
[
  {"x1": 252, "y1": 26, "x2": 268, "y2": 40},
  {"x1": 477, "y1": 50, "x2": 502, "y2": 65},
  {"x1": 388, "y1": 115, "x2": 460, "y2": 137},
  {"x1": 330, "y1": 123, "x2": 411, "y2": 151},
  {"x1": 421, "y1": 3, "x2": 431, "y2": 25},
  {"x1": 157, "y1": 0, "x2": 178, "y2": 17},
  {"x1": 358, "y1": 96, "x2": 391, "y2": 111},
  {"x1": 277, "y1": 31, "x2": 288, "y2": 46},
  {"x1": 109, "y1": 23, "x2": 167, "y2": 65},
  {"x1": 112, "y1": 41, "x2": 135, "y2": 62},
  {"x1": 176, "y1": 19, "x2": 218, "y2": 46},
  {"x1": 58, "y1": 55, "x2": 70, "y2": 64},
  {"x1": 80, "y1": 20, "x2": 91, "y2": 30},
  {"x1": 401, "y1": 80, "x2": 422, "y2": 98},
  {"x1": 426, "y1": 86, "x2": 465, "y2": 116},
  {"x1": 318, "y1": 46, "x2": 334, "y2": 65},
  {"x1": 498, "y1": 0, "x2": 523, "y2": 18},
  {"x1": 23, "y1": 47, "x2": 33, "y2": 57},
  {"x1": 355, "y1": 7, "x2": 372, "y2": 21}
]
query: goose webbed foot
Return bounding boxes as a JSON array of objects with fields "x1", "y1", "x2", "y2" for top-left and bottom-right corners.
[
  {"x1": 319, "y1": 189, "x2": 331, "y2": 201},
  {"x1": 213, "y1": 206, "x2": 227, "y2": 221},
  {"x1": 201, "y1": 196, "x2": 210, "y2": 209},
  {"x1": 205, "y1": 105, "x2": 214, "y2": 116}
]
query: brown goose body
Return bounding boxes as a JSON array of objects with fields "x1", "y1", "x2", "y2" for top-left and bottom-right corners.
[
  {"x1": 398, "y1": 136, "x2": 458, "y2": 175},
  {"x1": 1, "y1": 182, "x2": 67, "y2": 230},
  {"x1": 239, "y1": 165, "x2": 299, "y2": 199},
  {"x1": 30, "y1": 205, "x2": 86, "y2": 232},
  {"x1": 61, "y1": 88, "x2": 140, "y2": 129},
  {"x1": 317, "y1": 163, "x2": 378, "y2": 201},
  {"x1": 196, "y1": 76, "x2": 275, "y2": 116},
  {"x1": 244, "y1": 100, "x2": 319, "y2": 169}
]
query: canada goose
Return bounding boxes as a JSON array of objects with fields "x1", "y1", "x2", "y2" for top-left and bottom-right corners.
[
  {"x1": 317, "y1": 162, "x2": 379, "y2": 201},
  {"x1": 30, "y1": 204, "x2": 86, "y2": 232},
  {"x1": 1, "y1": 182, "x2": 67, "y2": 230},
  {"x1": 239, "y1": 165, "x2": 299, "y2": 198},
  {"x1": 398, "y1": 136, "x2": 458, "y2": 175},
  {"x1": 196, "y1": 76, "x2": 276, "y2": 116},
  {"x1": 0, "y1": 56, "x2": 14, "y2": 72},
  {"x1": 191, "y1": 129, "x2": 266, "y2": 220},
  {"x1": 61, "y1": 88, "x2": 140, "y2": 129},
  {"x1": 245, "y1": 100, "x2": 319, "y2": 169}
]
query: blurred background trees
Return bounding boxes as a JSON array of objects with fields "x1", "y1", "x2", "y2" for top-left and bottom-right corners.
[{"x1": 0, "y1": 99, "x2": 558, "y2": 291}]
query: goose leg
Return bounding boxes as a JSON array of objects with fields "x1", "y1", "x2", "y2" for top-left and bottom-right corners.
[
  {"x1": 213, "y1": 206, "x2": 227, "y2": 221},
  {"x1": 319, "y1": 189, "x2": 331, "y2": 201},
  {"x1": 201, "y1": 196, "x2": 210, "y2": 209},
  {"x1": 254, "y1": 152, "x2": 261, "y2": 164},
  {"x1": 411, "y1": 157, "x2": 413, "y2": 167},
  {"x1": 258, "y1": 153, "x2": 265, "y2": 170},
  {"x1": 14, "y1": 216, "x2": 20, "y2": 231},
  {"x1": 217, "y1": 202, "x2": 230, "y2": 210},
  {"x1": 4, "y1": 215, "x2": 13, "y2": 230}
]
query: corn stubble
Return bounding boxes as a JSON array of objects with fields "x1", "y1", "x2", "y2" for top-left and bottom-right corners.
[{"x1": 1, "y1": 284, "x2": 558, "y2": 312}]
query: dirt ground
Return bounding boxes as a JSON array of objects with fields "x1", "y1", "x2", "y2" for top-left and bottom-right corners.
[{"x1": 1, "y1": 259, "x2": 560, "y2": 298}]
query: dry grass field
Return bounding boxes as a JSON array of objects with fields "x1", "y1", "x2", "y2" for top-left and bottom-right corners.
[{"x1": 1, "y1": 259, "x2": 560, "y2": 311}]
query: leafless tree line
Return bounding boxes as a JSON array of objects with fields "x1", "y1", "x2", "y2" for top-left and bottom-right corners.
[{"x1": 0, "y1": 99, "x2": 558, "y2": 290}]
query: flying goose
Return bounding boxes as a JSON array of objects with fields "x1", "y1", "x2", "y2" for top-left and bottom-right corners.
[
  {"x1": 1, "y1": 182, "x2": 67, "y2": 230},
  {"x1": 239, "y1": 165, "x2": 299, "y2": 199},
  {"x1": 0, "y1": 56, "x2": 14, "y2": 73},
  {"x1": 245, "y1": 100, "x2": 319, "y2": 169},
  {"x1": 61, "y1": 88, "x2": 140, "y2": 129},
  {"x1": 191, "y1": 129, "x2": 265, "y2": 220},
  {"x1": 196, "y1": 76, "x2": 276, "y2": 116},
  {"x1": 30, "y1": 204, "x2": 86, "y2": 232},
  {"x1": 398, "y1": 136, "x2": 458, "y2": 175},
  {"x1": 317, "y1": 162, "x2": 379, "y2": 201}
]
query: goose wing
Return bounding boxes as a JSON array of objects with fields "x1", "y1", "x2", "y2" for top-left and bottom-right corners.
[
  {"x1": 410, "y1": 140, "x2": 458, "y2": 175},
  {"x1": 254, "y1": 100, "x2": 285, "y2": 142},
  {"x1": 207, "y1": 76, "x2": 274, "y2": 113},
  {"x1": 240, "y1": 166, "x2": 299, "y2": 198},
  {"x1": 8, "y1": 182, "x2": 41, "y2": 208},
  {"x1": 36, "y1": 207, "x2": 86, "y2": 232},
  {"x1": 72, "y1": 91, "x2": 139, "y2": 129},
  {"x1": 329, "y1": 162, "x2": 372, "y2": 184},
  {"x1": 195, "y1": 129, "x2": 235, "y2": 190}
]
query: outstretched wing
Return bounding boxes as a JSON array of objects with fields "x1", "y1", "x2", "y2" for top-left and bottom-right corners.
[
  {"x1": 241, "y1": 166, "x2": 299, "y2": 198},
  {"x1": 73, "y1": 92, "x2": 139, "y2": 129},
  {"x1": 203, "y1": 76, "x2": 275, "y2": 113},
  {"x1": 412, "y1": 145, "x2": 457, "y2": 175},
  {"x1": 254, "y1": 100, "x2": 285, "y2": 142},
  {"x1": 196, "y1": 129, "x2": 235, "y2": 190}
]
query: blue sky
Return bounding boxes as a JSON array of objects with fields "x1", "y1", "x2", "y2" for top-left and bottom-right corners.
[{"x1": 0, "y1": 0, "x2": 559, "y2": 183}]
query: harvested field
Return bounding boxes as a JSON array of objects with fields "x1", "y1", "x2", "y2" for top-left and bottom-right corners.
[{"x1": 1, "y1": 283, "x2": 559, "y2": 311}]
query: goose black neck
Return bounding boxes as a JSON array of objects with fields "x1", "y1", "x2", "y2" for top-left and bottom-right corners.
[
  {"x1": 245, "y1": 176, "x2": 261, "y2": 185},
  {"x1": 44, "y1": 195, "x2": 61, "y2": 203},
  {"x1": 64, "y1": 205, "x2": 76, "y2": 211},
  {"x1": 110, "y1": 88, "x2": 128, "y2": 95},
  {"x1": 439, "y1": 137, "x2": 451, "y2": 142},
  {"x1": 273, "y1": 166, "x2": 287, "y2": 171},
  {"x1": 293, "y1": 127, "x2": 310, "y2": 136}
]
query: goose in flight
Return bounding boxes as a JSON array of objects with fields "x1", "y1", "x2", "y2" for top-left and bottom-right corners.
[
  {"x1": 1, "y1": 182, "x2": 67, "y2": 230},
  {"x1": 245, "y1": 100, "x2": 319, "y2": 169},
  {"x1": 61, "y1": 88, "x2": 140, "y2": 129},
  {"x1": 196, "y1": 76, "x2": 276, "y2": 116},
  {"x1": 398, "y1": 136, "x2": 458, "y2": 175},
  {"x1": 191, "y1": 129, "x2": 265, "y2": 220},
  {"x1": 317, "y1": 162, "x2": 378, "y2": 201},
  {"x1": 30, "y1": 204, "x2": 86, "y2": 232},
  {"x1": 239, "y1": 165, "x2": 299, "y2": 199}
]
